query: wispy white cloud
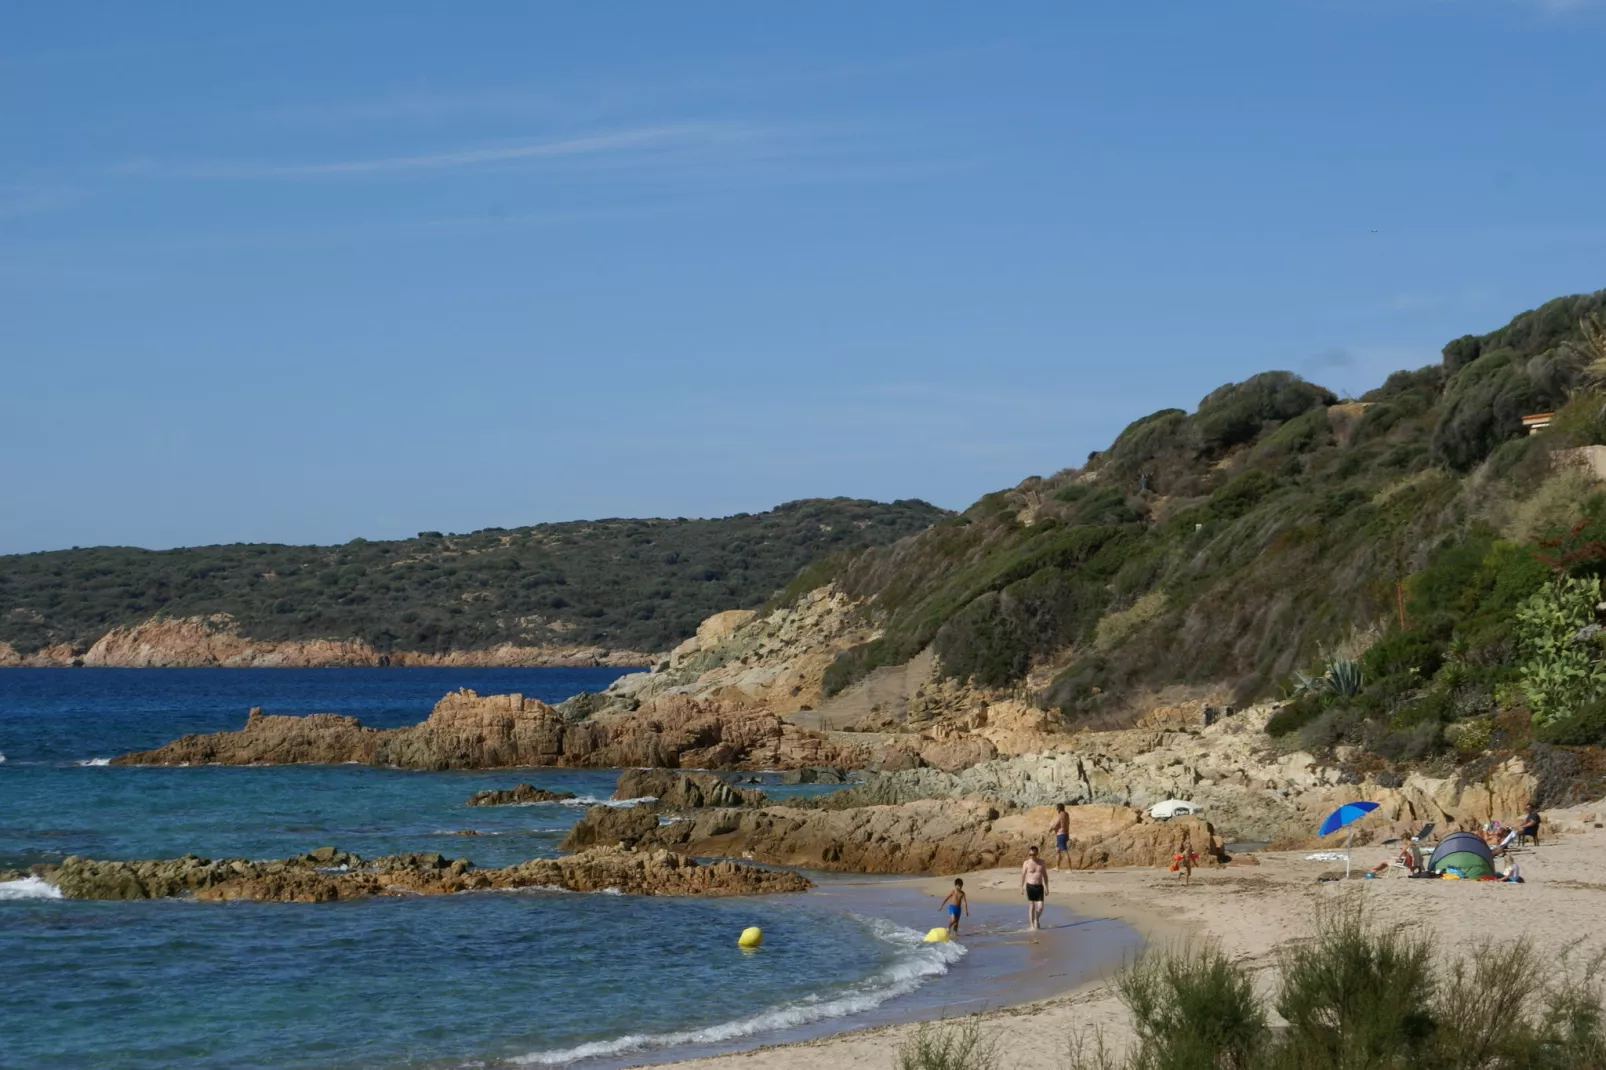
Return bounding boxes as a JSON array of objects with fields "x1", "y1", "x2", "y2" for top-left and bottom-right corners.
[
  {"x1": 180, "y1": 122, "x2": 762, "y2": 179},
  {"x1": 262, "y1": 87, "x2": 583, "y2": 128}
]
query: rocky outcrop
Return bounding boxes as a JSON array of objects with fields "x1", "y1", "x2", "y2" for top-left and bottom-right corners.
[
  {"x1": 631, "y1": 798, "x2": 1226, "y2": 876},
  {"x1": 465, "y1": 784, "x2": 578, "y2": 806},
  {"x1": 605, "y1": 589, "x2": 876, "y2": 714},
  {"x1": 3, "y1": 614, "x2": 655, "y2": 669},
  {"x1": 802, "y1": 707, "x2": 1543, "y2": 847},
  {"x1": 613, "y1": 769, "x2": 766, "y2": 808},
  {"x1": 114, "y1": 688, "x2": 865, "y2": 771},
  {"x1": 21, "y1": 845, "x2": 809, "y2": 901},
  {"x1": 559, "y1": 805, "x2": 663, "y2": 850}
]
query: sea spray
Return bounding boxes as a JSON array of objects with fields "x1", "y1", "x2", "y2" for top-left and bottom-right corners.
[
  {"x1": 512, "y1": 917, "x2": 966, "y2": 1066},
  {"x1": 0, "y1": 876, "x2": 63, "y2": 900}
]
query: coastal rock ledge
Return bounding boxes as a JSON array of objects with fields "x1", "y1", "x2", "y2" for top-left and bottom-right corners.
[
  {"x1": 9, "y1": 846, "x2": 810, "y2": 901},
  {"x1": 112, "y1": 688, "x2": 857, "y2": 771}
]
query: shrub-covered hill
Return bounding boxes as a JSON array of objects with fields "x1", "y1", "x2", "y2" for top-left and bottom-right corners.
[
  {"x1": 0, "y1": 498, "x2": 947, "y2": 657},
  {"x1": 813, "y1": 289, "x2": 1606, "y2": 756}
]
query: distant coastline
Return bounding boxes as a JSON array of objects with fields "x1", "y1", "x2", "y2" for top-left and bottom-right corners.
[{"x1": 0, "y1": 614, "x2": 656, "y2": 669}]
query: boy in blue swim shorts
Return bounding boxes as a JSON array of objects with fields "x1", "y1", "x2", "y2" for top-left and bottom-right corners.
[{"x1": 939, "y1": 878, "x2": 969, "y2": 933}]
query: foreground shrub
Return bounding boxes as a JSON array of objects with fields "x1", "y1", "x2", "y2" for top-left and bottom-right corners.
[
  {"x1": 1117, "y1": 942, "x2": 1267, "y2": 1070},
  {"x1": 1068, "y1": 906, "x2": 1606, "y2": 1070},
  {"x1": 1274, "y1": 906, "x2": 1436, "y2": 1066}
]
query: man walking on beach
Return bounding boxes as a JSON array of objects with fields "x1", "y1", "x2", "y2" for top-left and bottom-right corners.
[
  {"x1": 1050, "y1": 803, "x2": 1070, "y2": 869},
  {"x1": 1020, "y1": 845, "x2": 1048, "y2": 930}
]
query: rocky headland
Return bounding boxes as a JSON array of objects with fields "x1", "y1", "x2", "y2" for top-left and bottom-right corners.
[
  {"x1": 113, "y1": 687, "x2": 861, "y2": 771},
  {"x1": 8, "y1": 844, "x2": 810, "y2": 902},
  {"x1": 0, "y1": 614, "x2": 654, "y2": 668}
]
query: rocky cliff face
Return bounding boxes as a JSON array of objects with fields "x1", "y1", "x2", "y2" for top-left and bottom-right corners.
[
  {"x1": 13, "y1": 845, "x2": 810, "y2": 901},
  {"x1": 0, "y1": 614, "x2": 654, "y2": 668}
]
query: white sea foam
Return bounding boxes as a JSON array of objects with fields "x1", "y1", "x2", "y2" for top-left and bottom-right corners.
[
  {"x1": 512, "y1": 916, "x2": 965, "y2": 1066},
  {"x1": 558, "y1": 795, "x2": 658, "y2": 808},
  {"x1": 0, "y1": 751, "x2": 6, "y2": 763},
  {"x1": 75, "y1": 757, "x2": 111, "y2": 767},
  {"x1": 0, "y1": 876, "x2": 63, "y2": 900}
]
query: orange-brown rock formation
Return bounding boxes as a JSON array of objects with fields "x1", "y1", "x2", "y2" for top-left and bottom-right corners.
[
  {"x1": 19, "y1": 845, "x2": 810, "y2": 901},
  {"x1": 113, "y1": 689, "x2": 867, "y2": 771},
  {"x1": 582, "y1": 797, "x2": 1226, "y2": 876}
]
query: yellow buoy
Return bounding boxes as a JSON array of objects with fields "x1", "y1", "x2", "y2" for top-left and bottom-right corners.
[
  {"x1": 924, "y1": 927, "x2": 951, "y2": 943},
  {"x1": 738, "y1": 926, "x2": 764, "y2": 949}
]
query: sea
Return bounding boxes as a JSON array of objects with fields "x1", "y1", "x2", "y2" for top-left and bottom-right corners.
[{"x1": 0, "y1": 668, "x2": 1139, "y2": 1069}]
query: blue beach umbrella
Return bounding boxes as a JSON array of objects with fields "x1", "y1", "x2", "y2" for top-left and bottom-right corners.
[
  {"x1": 1317, "y1": 801, "x2": 1380, "y2": 878},
  {"x1": 1318, "y1": 801, "x2": 1380, "y2": 837}
]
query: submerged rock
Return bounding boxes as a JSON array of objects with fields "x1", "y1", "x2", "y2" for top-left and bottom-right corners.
[
  {"x1": 465, "y1": 784, "x2": 578, "y2": 806},
  {"x1": 28, "y1": 846, "x2": 809, "y2": 901}
]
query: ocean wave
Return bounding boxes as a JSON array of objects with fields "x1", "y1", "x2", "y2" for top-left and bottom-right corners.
[
  {"x1": 75, "y1": 757, "x2": 112, "y2": 767},
  {"x1": 0, "y1": 876, "x2": 63, "y2": 900},
  {"x1": 512, "y1": 917, "x2": 965, "y2": 1066},
  {"x1": 557, "y1": 795, "x2": 658, "y2": 808}
]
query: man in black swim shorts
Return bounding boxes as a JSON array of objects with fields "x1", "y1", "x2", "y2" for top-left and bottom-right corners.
[{"x1": 1020, "y1": 845, "x2": 1048, "y2": 930}]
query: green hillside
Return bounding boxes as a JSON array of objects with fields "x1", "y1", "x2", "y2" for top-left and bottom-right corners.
[
  {"x1": 0, "y1": 498, "x2": 946, "y2": 656},
  {"x1": 814, "y1": 290, "x2": 1606, "y2": 760}
]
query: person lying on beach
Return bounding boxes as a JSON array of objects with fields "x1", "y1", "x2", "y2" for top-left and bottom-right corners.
[
  {"x1": 939, "y1": 878, "x2": 969, "y2": 934},
  {"x1": 1021, "y1": 846, "x2": 1048, "y2": 930},
  {"x1": 1050, "y1": 803, "x2": 1071, "y2": 870}
]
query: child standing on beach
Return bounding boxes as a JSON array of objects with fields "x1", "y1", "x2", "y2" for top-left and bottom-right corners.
[{"x1": 939, "y1": 878, "x2": 969, "y2": 934}]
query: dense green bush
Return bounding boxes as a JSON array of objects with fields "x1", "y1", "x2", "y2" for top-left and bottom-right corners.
[
  {"x1": 1533, "y1": 698, "x2": 1606, "y2": 746},
  {"x1": 1192, "y1": 372, "x2": 1335, "y2": 454},
  {"x1": 1515, "y1": 575, "x2": 1606, "y2": 726}
]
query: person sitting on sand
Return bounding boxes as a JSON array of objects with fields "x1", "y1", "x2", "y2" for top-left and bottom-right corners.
[
  {"x1": 1050, "y1": 803, "x2": 1071, "y2": 870},
  {"x1": 1021, "y1": 846, "x2": 1049, "y2": 930},
  {"x1": 939, "y1": 878, "x2": 969, "y2": 934}
]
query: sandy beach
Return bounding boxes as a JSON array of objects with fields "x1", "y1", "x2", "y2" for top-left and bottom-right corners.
[{"x1": 651, "y1": 807, "x2": 1606, "y2": 1070}]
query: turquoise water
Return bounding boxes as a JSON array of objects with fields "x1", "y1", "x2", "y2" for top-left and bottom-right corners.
[{"x1": 0, "y1": 669, "x2": 1007, "y2": 1069}]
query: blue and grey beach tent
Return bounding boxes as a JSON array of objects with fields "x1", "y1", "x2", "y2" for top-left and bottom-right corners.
[{"x1": 1428, "y1": 831, "x2": 1496, "y2": 879}]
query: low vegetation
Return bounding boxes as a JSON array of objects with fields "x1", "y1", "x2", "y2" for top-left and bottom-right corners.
[
  {"x1": 1065, "y1": 907, "x2": 1606, "y2": 1070},
  {"x1": 0, "y1": 498, "x2": 945, "y2": 656},
  {"x1": 802, "y1": 290, "x2": 1606, "y2": 761}
]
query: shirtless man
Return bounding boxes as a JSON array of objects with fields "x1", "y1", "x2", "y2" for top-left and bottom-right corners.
[
  {"x1": 1020, "y1": 845, "x2": 1049, "y2": 930},
  {"x1": 1049, "y1": 803, "x2": 1070, "y2": 869}
]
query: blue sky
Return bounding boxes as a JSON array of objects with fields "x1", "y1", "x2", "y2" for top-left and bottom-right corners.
[{"x1": 3, "y1": 2, "x2": 1603, "y2": 553}]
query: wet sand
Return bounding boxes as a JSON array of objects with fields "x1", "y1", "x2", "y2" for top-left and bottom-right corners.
[{"x1": 595, "y1": 871, "x2": 1142, "y2": 1069}]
